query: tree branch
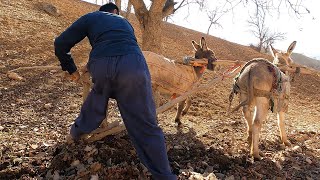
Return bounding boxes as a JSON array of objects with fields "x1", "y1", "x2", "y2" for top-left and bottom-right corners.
[
  {"x1": 162, "y1": 0, "x2": 177, "y2": 18},
  {"x1": 129, "y1": 0, "x2": 148, "y2": 17},
  {"x1": 150, "y1": 0, "x2": 167, "y2": 13}
]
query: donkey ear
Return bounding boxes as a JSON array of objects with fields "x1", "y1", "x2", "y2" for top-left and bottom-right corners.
[
  {"x1": 200, "y1": 37, "x2": 208, "y2": 50},
  {"x1": 287, "y1": 41, "x2": 297, "y2": 55},
  {"x1": 269, "y1": 44, "x2": 278, "y2": 58},
  {"x1": 192, "y1": 40, "x2": 201, "y2": 51}
]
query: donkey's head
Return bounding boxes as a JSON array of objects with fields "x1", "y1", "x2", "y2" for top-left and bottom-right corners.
[
  {"x1": 270, "y1": 41, "x2": 296, "y2": 66},
  {"x1": 192, "y1": 37, "x2": 217, "y2": 70}
]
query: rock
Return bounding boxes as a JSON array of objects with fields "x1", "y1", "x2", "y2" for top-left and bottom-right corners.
[
  {"x1": 201, "y1": 161, "x2": 209, "y2": 167},
  {"x1": 87, "y1": 157, "x2": 94, "y2": 164},
  {"x1": 206, "y1": 173, "x2": 218, "y2": 180},
  {"x1": 305, "y1": 157, "x2": 312, "y2": 164},
  {"x1": 225, "y1": 175, "x2": 235, "y2": 180},
  {"x1": 30, "y1": 144, "x2": 38, "y2": 149},
  {"x1": 44, "y1": 103, "x2": 52, "y2": 109},
  {"x1": 7, "y1": 71, "x2": 24, "y2": 81},
  {"x1": 53, "y1": 171, "x2": 60, "y2": 180},
  {"x1": 106, "y1": 158, "x2": 112, "y2": 166},
  {"x1": 274, "y1": 160, "x2": 282, "y2": 170},
  {"x1": 45, "y1": 170, "x2": 53, "y2": 179},
  {"x1": 204, "y1": 166, "x2": 213, "y2": 173},
  {"x1": 84, "y1": 145, "x2": 94, "y2": 152},
  {"x1": 189, "y1": 172, "x2": 204, "y2": 180},
  {"x1": 71, "y1": 160, "x2": 80, "y2": 167},
  {"x1": 13, "y1": 158, "x2": 23, "y2": 164},
  {"x1": 215, "y1": 173, "x2": 225, "y2": 179},
  {"x1": 296, "y1": 134, "x2": 309, "y2": 142},
  {"x1": 90, "y1": 175, "x2": 99, "y2": 180},
  {"x1": 38, "y1": 2, "x2": 61, "y2": 17},
  {"x1": 292, "y1": 165, "x2": 301, "y2": 170},
  {"x1": 0, "y1": 126, "x2": 4, "y2": 131},
  {"x1": 70, "y1": 103, "x2": 78, "y2": 110},
  {"x1": 292, "y1": 145, "x2": 302, "y2": 153},
  {"x1": 90, "y1": 162, "x2": 102, "y2": 172},
  {"x1": 174, "y1": 145, "x2": 183, "y2": 150},
  {"x1": 19, "y1": 125, "x2": 27, "y2": 129}
]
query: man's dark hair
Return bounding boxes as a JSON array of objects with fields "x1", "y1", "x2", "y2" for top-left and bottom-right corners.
[{"x1": 99, "y1": 2, "x2": 119, "y2": 14}]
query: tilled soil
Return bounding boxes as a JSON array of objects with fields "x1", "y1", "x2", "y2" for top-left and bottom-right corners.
[{"x1": 0, "y1": 0, "x2": 319, "y2": 179}]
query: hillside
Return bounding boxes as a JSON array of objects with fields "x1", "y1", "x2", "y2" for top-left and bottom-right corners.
[
  {"x1": 0, "y1": 0, "x2": 320, "y2": 179},
  {"x1": 292, "y1": 53, "x2": 320, "y2": 70}
]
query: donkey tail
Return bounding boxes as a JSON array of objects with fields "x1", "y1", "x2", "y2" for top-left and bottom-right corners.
[{"x1": 231, "y1": 66, "x2": 253, "y2": 112}]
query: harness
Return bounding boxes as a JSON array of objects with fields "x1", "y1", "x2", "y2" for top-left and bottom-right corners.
[
  {"x1": 230, "y1": 59, "x2": 290, "y2": 113},
  {"x1": 169, "y1": 56, "x2": 216, "y2": 100},
  {"x1": 183, "y1": 56, "x2": 217, "y2": 73}
]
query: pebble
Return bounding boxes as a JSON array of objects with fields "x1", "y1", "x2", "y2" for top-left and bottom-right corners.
[
  {"x1": 215, "y1": 173, "x2": 225, "y2": 179},
  {"x1": 292, "y1": 145, "x2": 302, "y2": 153},
  {"x1": 306, "y1": 157, "x2": 312, "y2": 164},
  {"x1": 70, "y1": 103, "x2": 78, "y2": 109},
  {"x1": 44, "y1": 103, "x2": 52, "y2": 109},
  {"x1": 225, "y1": 175, "x2": 235, "y2": 180},
  {"x1": 71, "y1": 160, "x2": 80, "y2": 167}
]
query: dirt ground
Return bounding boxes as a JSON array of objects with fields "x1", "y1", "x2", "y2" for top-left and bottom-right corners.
[{"x1": 0, "y1": 0, "x2": 319, "y2": 179}]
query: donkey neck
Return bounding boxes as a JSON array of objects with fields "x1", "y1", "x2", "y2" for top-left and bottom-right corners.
[{"x1": 193, "y1": 66, "x2": 205, "y2": 78}]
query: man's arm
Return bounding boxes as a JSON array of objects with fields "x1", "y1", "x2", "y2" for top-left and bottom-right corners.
[{"x1": 54, "y1": 15, "x2": 89, "y2": 74}]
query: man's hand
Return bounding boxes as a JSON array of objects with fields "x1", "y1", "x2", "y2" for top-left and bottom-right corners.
[{"x1": 64, "y1": 70, "x2": 80, "y2": 82}]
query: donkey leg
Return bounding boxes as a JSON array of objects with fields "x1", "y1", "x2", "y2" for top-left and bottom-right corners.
[
  {"x1": 174, "y1": 100, "x2": 185, "y2": 126},
  {"x1": 243, "y1": 105, "x2": 254, "y2": 147},
  {"x1": 277, "y1": 111, "x2": 291, "y2": 146},
  {"x1": 251, "y1": 97, "x2": 269, "y2": 160},
  {"x1": 182, "y1": 97, "x2": 191, "y2": 116},
  {"x1": 240, "y1": 94, "x2": 254, "y2": 146}
]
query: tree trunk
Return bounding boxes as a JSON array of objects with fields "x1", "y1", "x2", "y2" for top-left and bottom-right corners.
[
  {"x1": 125, "y1": 2, "x2": 132, "y2": 19},
  {"x1": 138, "y1": 12, "x2": 163, "y2": 54},
  {"x1": 115, "y1": 0, "x2": 121, "y2": 11}
]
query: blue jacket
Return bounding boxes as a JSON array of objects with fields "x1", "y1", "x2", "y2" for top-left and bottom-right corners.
[{"x1": 54, "y1": 11, "x2": 142, "y2": 74}]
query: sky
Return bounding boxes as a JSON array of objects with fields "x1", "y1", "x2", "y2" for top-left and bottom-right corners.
[{"x1": 83, "y1": 0, "x2": 320, "y2": 60}]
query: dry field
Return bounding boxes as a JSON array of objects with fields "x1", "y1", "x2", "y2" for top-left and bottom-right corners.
[{"x1": 0, "y1": 0, "x2": 319, "y2": 179}]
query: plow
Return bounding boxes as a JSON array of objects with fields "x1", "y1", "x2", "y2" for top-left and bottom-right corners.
[{"x1": 6, "y1": 50, "x2": 318, "y2": 143}]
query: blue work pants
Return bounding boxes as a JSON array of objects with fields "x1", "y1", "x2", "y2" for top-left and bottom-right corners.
[{"x1": 70, "y1": 54, "x2": 176, "y2": 180}]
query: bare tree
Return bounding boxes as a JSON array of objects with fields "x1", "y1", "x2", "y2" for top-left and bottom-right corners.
[
  {"x1": 206, "y1": 8, "x2": 223, "y2": 34},
  {"x1": 128, "y1": 0, "x2": 205, "y2": 53},
  {"x1": 126, "y1": 0, "x2": 309, "y2": 54},
  {"x1": 247, "y1": 0, "x2": 286, "y2": 52}
]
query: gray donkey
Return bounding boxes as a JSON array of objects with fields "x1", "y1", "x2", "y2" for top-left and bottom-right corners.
[{"x1": 229, "y1": 41, "x2": 298, "y2": 160}]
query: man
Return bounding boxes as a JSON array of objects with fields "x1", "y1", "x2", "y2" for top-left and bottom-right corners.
[{"x1": 54, "y1": 3, "x2": 176, "y2": 180}]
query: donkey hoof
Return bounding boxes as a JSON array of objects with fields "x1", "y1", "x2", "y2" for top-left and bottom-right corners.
[
  {"x1": 279, "y1": 144, "x2": 286, "y2": 150},
  {"x1": 253, "y1": 155, "x2": 263, "y2": 161},
  {"x1": 251, "y1": 151, "x2": 263, "y2": 161},
  {"x1": 175, "y1": 119, "x2": 182, "y2": 126}
]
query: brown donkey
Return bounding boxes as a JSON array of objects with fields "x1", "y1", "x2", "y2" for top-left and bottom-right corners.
[
  {"x1": 147, "y1": 37, "x2": 216, "y2": 125},
  {"x1": 81, "y1": 37, "x2": 216, "y2": 126},
  {"x1": 229, "y1": 41, "x2": 297, "y2": 160}
]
